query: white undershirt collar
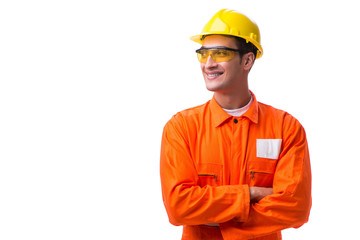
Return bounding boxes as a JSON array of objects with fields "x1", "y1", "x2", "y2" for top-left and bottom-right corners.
[{"x1": 222, "y1": 95, "x2": 253, "y2": 117}]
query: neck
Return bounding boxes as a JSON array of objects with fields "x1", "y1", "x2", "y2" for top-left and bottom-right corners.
[{"x1": 214, "y1": 88, "x2": 251, "y2": 110}]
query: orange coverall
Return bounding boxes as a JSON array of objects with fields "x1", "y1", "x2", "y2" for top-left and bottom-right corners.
[{"x1": 160, "y1": 92, "x2": 311, "y2": 240}]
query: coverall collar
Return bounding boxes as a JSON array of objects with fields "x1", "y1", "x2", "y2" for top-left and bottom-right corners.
[{"x1": 210, "y1": 91, "x2": 259, "y2": 127}]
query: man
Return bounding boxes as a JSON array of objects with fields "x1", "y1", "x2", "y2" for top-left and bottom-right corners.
[{"x1": 160, "y1": 9, "x2": 311, "y2": 240}]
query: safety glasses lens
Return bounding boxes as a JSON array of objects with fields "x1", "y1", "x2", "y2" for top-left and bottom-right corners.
[{"x1": 196, "y1": 49, "x2": 235, "y2": 63}]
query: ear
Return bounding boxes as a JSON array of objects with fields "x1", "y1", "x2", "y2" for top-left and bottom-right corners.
[{"x1": 243, "y1": 52, "x2": 255, "y2": 71}]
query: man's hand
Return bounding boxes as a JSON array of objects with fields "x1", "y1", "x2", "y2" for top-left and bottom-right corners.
[
  {"x1": 204, "y1": 223, "x2": 220, "y2": 227},
  {"x1": 249, "y1": 187, "x2": 273, "y2": 203},
  {"x1": 202, "y1": 187, "x2": 273, "y2": 227}
]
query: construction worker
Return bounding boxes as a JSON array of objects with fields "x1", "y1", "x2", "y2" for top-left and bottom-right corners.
[{"x1": 160, "y1": 9, "x2": 311, "y2": 240}]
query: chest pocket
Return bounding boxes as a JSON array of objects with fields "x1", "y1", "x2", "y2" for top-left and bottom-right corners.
[
  {"x1": 197, "y1": 163, "x2": 223, "y2": 187},
  {"x1": 248, "y1": 159, "x2": 277, "y2": 187},
  {"x1": 248, "y1": 139, "x2": 282, "y2": 187}
]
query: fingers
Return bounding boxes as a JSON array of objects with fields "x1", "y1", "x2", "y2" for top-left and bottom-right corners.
[{"x1": 249, "y1": 187, "x2": 273, "y2": 203}]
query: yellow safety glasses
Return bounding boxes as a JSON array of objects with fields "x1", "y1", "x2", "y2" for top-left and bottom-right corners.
[{"x1": 196, "y1": 47, "x2": 243, "y2": 63}]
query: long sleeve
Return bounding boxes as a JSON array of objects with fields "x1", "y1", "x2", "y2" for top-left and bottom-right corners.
[
  {"x1": 220, "y1": 114, "x2": 312, "y2": 239},
  {"x1": 160, "y1": 115, "x2": 251, "y2": 226}
]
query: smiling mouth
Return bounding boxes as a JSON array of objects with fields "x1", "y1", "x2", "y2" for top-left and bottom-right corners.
[{"x1": 206, "y1": 72, "x2": 223, "y2": 79}]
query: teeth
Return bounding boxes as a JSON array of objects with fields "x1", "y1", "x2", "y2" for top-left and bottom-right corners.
[{"x1": 208, "y1": 73, "x2": 221, "y2": 77}]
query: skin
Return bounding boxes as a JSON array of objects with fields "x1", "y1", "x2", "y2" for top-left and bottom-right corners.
[
  {"x1": 201, "y1": 35, "x2": 253, "y2": 109},
  {"x1": 200, "y1": 35, "x2": 273, "y2": 215}
]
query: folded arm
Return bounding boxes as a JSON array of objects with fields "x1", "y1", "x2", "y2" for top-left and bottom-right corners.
[
  {"x1": 220, "y1": 115, "x2": 312, "y2": 238},
  {"x1": 160, "y1": 116, "x2": 251, "y2": 226}
]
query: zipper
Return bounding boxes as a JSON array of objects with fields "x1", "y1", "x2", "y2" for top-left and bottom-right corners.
[
  {"x1": 198, "y1": 174, "x2": 217, "y2": 183},
  {"x1": 250, "y1": 171, "x2": 272, "y2": 179}
]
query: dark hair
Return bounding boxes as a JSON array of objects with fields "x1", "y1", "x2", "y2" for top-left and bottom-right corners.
[{"x1": 233, "y1": 36, "x2": 258, "y2": 59}]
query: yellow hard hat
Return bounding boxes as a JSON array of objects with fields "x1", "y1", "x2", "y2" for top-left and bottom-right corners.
[{"x1": 190, "y1": 9, "x2": 263, "y2": 59}]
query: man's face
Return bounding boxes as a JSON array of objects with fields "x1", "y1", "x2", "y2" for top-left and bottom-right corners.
[{"x1": 200, "y1": 35, "x2": 245, "y2": 94}]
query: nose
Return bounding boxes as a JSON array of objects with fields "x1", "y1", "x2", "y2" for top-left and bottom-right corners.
[{"x1": 204, "y1": 55, "x2": 217, "y2": 68}]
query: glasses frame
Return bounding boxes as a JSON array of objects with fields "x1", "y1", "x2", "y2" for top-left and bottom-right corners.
[
  {"x1": 195, "y1": 46, "x2": 245, "y2": 63},
  {"x1": 195, "y1": 46, "x2": 243, "y2": 54}
]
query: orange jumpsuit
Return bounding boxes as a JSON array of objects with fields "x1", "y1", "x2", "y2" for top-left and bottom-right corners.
[{"x1": 160, "y1": 92, "x2": 311, "y2": 240}]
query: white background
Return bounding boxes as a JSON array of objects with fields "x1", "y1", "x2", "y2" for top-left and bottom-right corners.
[{"x1": 1, "y1": 0, "x2": 359, "y2": 239}]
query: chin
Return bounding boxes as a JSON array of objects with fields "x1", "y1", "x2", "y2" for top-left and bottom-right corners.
[
  {"x1": 204, "y1": 75, "x2": 226, "y2": 91},
  {"x1": 205, "y1": 80, "x2": 223, "y2": 91},
  {"x1": 205, "y1": 84, "x2": 222, "y2": 92}
]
